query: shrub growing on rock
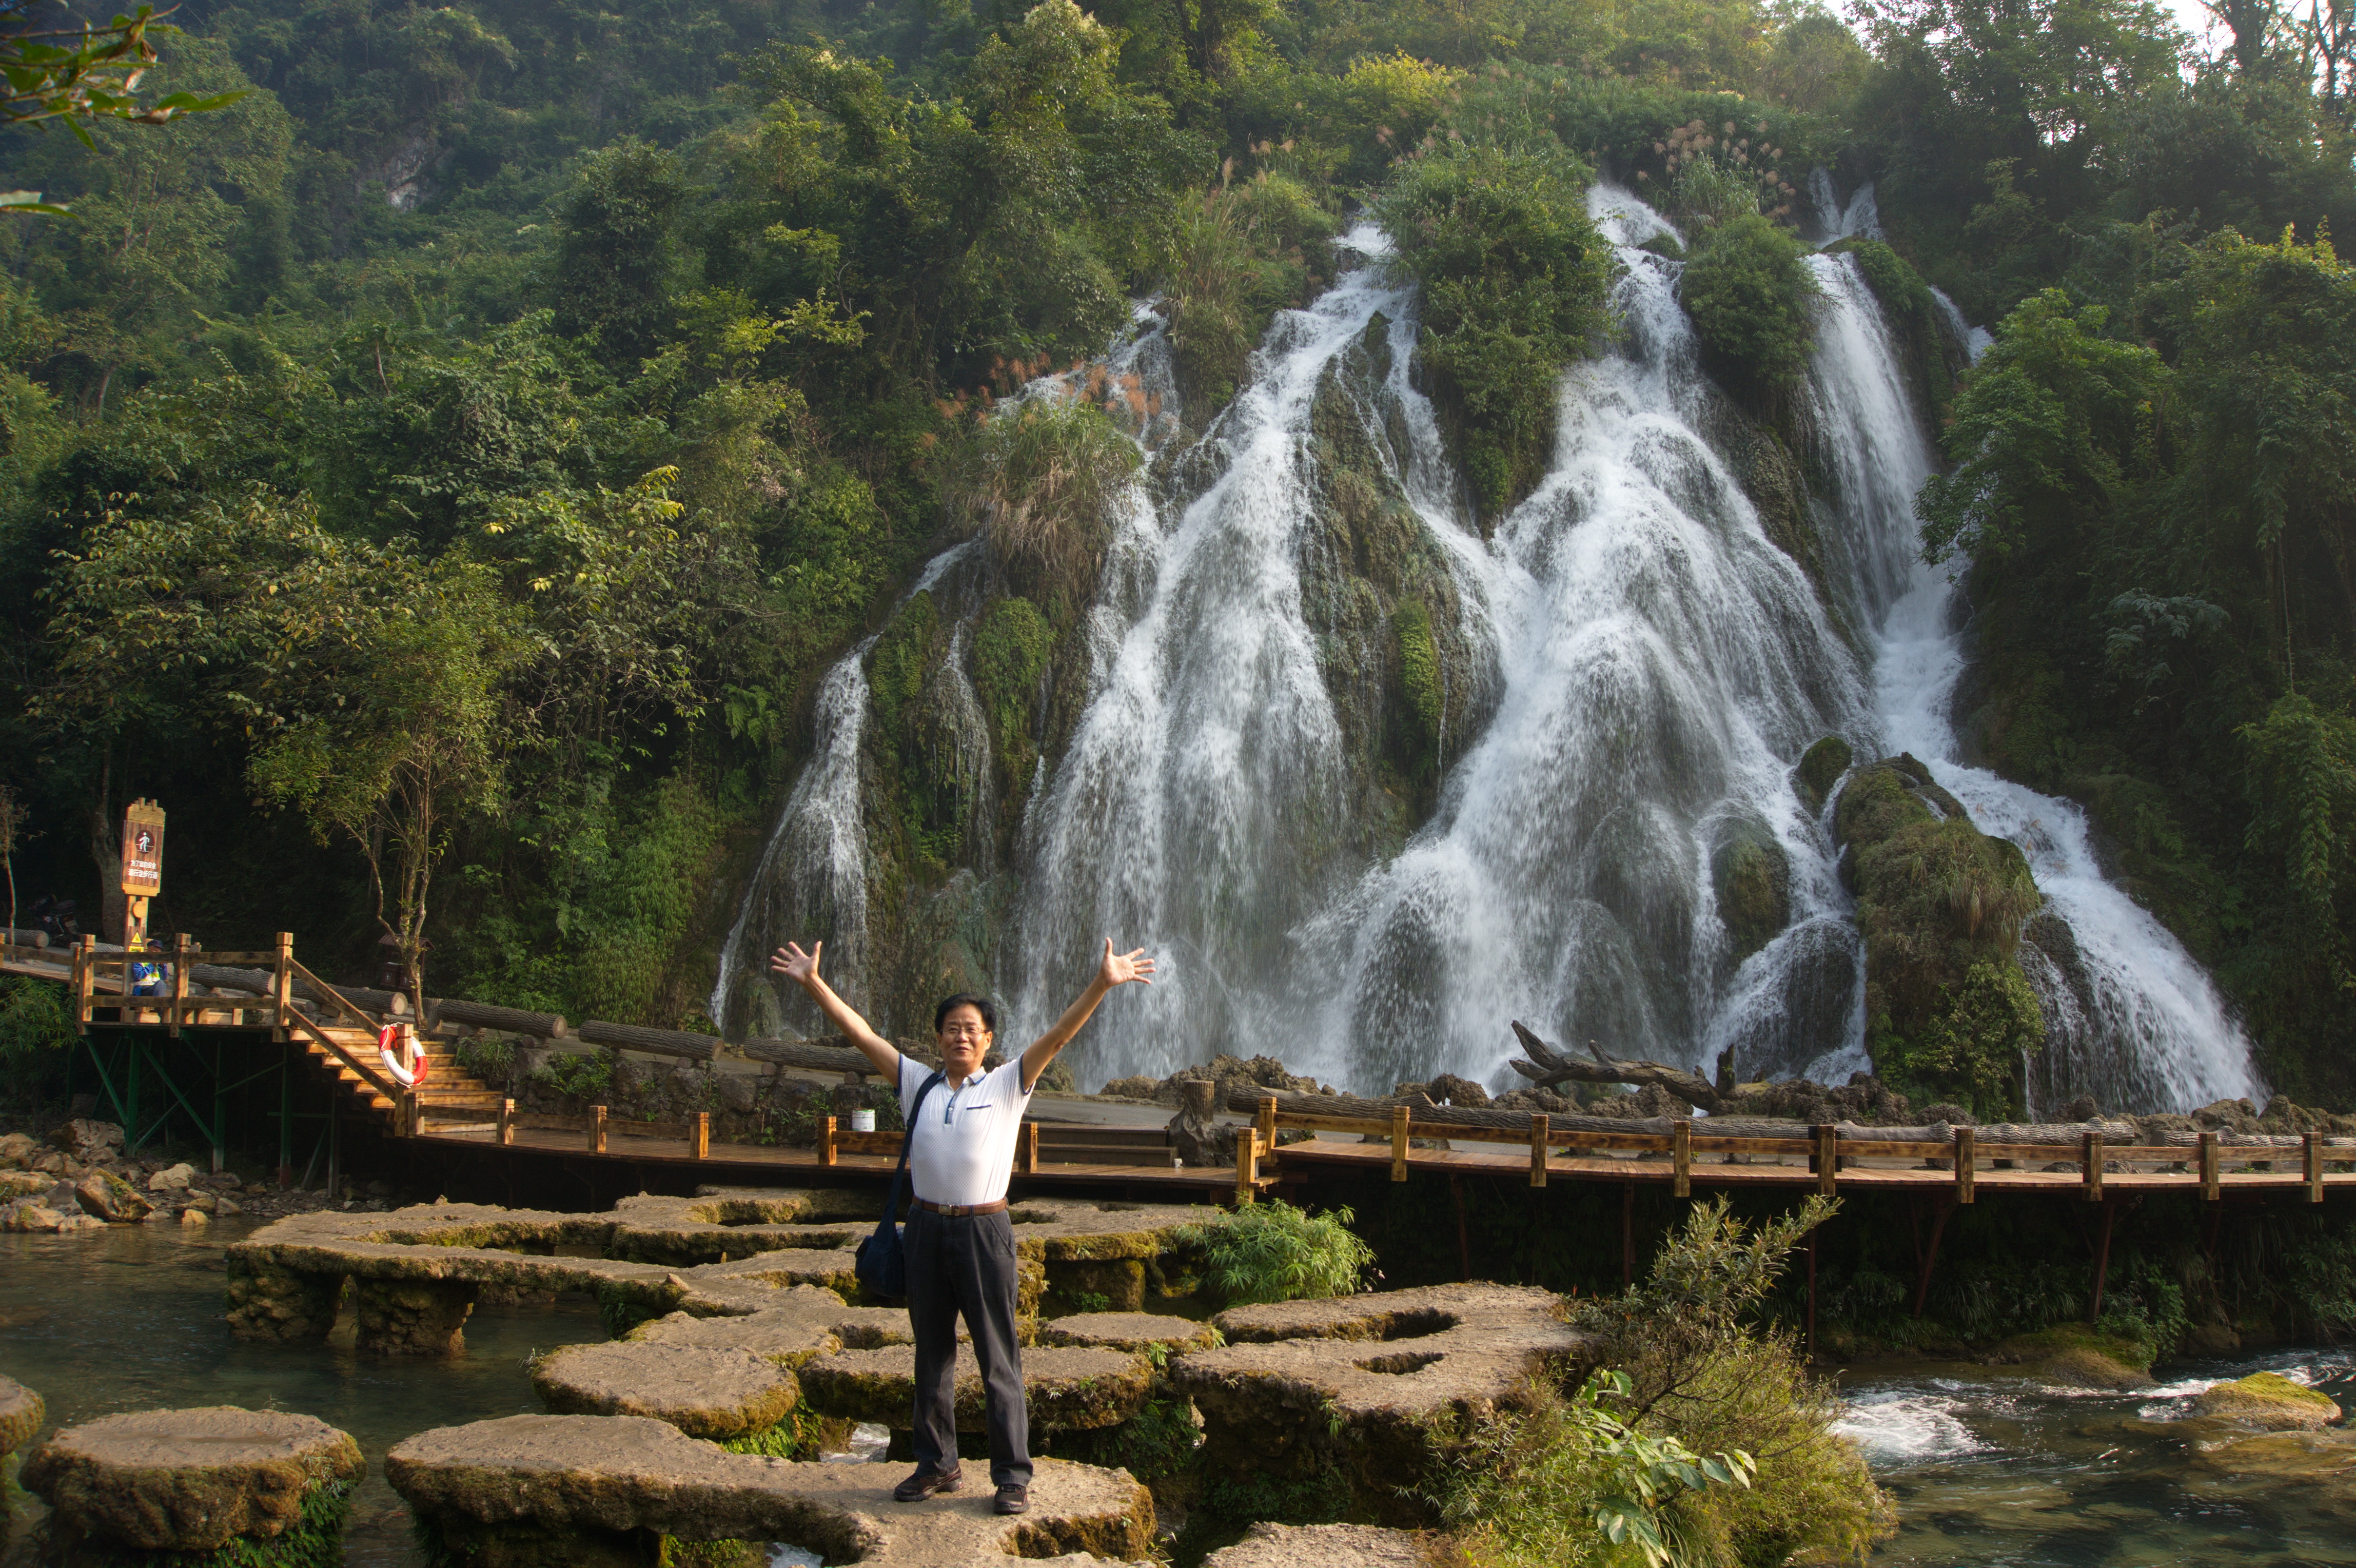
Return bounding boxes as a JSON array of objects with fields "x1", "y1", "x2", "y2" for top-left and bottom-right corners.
[
  {"x1": 1177, "y1": 1200, "x2": 1374, "y2": 1306},
  {"x1": 1680, "y1": 213, "x2": 1817, "y2": 405},
  {"x1": 949, "y1": 396, "x2": 1140, "y2": 614}
]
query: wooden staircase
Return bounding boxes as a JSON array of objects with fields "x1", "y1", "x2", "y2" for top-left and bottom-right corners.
[{"x1": 297, "y1": 1026, "x2": 504, "y2": 1129}]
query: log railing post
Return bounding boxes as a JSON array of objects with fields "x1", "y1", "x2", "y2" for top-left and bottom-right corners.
[
  {"x1": 498, "y1": 1099, "x2": 515, "y2": 1147},
  {"x1": 1023, "y1": 1120, "x2": 1039, "y2": 1174},
  {"x1": 2306, "y1": 1131, "x2": 2323, "y2": 1203},
  {"x1": 590, "y1": 1104, "x2": 607, "y2": 1155},
  {"x1": 170, "y1": 931, "x2": 191, "y2": 1037},
  {"x1": 1234, "y1": 1126, "x2": 1258, "y2": 1205},
  {"x1": 820, "y1": 1115, "x2": 837, "y2": 1167},
  {"x1": 694, "y1": 1111, "x2": 711, "y2": 1161},
  {"x1": 1813, "y1": 1124, "x2": 1837, "y2": 1197},
  {"x1": 1258, "y1": 1095, "x2": 1278, "y2": 1152},
  {"x1": 1390, "y1": 1105, "x2": 1411, "y2": 1183},
  {"x1": 2083, "y1": 1130, "x2": 2104, "y2": 1202},
  {"x1": 75, "y1": 933, "x2": 95, "y2": 1031},
  {"x1": 273, "y1": 932, "x2": 295, "y2": 1033},
  {"x1": 1672, "y1": 1118, "x2": 1692, "y2": 1198},
  {"x1": 401, "y1": 1088, "x2": 419, "y2": 1138},
  {"x1": 1529, "y1": 1113, "x2": 1549, "y2": 1188},
  {"x1": 1955, "y1": 1127, "x2": 1975, "y2": 1204},
  {"x1": 2200, "y1": 1131, "x2": 2220, "y2": 1201}
]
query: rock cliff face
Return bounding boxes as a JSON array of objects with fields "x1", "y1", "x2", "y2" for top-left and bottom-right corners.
[{"x1": 1832, "y1": 753, "x2": 2046, "y2": 1118}]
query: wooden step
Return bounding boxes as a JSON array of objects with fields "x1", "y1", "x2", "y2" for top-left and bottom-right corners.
[{"x1": 1035, "y1": 1146, "x2": 1180, "y2": 1169}]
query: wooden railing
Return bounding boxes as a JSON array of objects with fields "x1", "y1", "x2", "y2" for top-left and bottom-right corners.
[{"x1": 1232, "y1": 1096, "x2": 2350, "y2": 1206}]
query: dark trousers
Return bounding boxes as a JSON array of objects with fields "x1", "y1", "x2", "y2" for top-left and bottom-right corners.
[{"x1": 904, "y1": 1206, "x2": 1031, "y2": 1486}]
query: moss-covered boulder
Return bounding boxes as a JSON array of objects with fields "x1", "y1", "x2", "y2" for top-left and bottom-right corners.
[
  {"x1": 1987, "y1": 1325, "x2": 2153, "y2": 1389},
  {"x1": 22, "y1": 1407, "x2": 363, "y2": 1558},
  {"x1": 1795, "y1": 735, "x2": 1852, "y2": 812},
  {"x1": 0, "y1": 1375, "x2": 43, "y2": 1461},
  {"x1": 531, "y1": 1344, "x2": 800, "y2": 1443},
  {"x1": 1834, "y1": 753, "x2": 2046, "y2": 1118},
  {"x1": 1038, "y1": 1314, "x2": 1221, "y2": 1355},
  {"x1": 1711, "y1": 815, "x2": 1792, "y2": 962},
  {"x1": 386, "y1": 1414, "x2": 1154, "y2": 1567},
  {"x1": 797, "y1": 1344, "x2": 1152, "y2": 1434},
  {"x1": 2194, "y1": 1373, "x2": 2343, "y2": 1430}
]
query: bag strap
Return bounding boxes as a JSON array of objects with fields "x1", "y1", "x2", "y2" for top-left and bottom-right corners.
[{"x1": 881, "y1": 1068, "x2": 945, "y2": 1218}]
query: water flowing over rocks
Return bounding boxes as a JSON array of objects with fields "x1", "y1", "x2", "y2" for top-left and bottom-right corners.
[{"x1": 21, "y1": 1407, "x2": 363, "y2": 1555}]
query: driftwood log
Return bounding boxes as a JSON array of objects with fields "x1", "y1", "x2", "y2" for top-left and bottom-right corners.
[
  {"x1": 188, "y1": 965, "x2": 408, "y2": 1018},
  {"x1": 429, "y1": 998, "x2": 568, "y2": 1038},
  {"x1": 1509, "y1": 1021, "x2": 1721, "y2": 1111},
  {"x1": 1219, "y1": 1087, "x2": 2342, "y2": 1149},
  {"x1": 739, "y1": 1036, "x2": 874, "y2": 1074},
  {"x1": 575, "y1": 1018, "x2": 724, "y2": 1063}
]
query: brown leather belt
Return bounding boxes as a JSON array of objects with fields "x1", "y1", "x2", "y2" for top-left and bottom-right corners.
[{"x1": 914, "y1": 1198, "x2": 1007, "y2": 1218}]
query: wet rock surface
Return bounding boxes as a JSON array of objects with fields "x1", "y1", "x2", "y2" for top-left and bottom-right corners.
[
  {"x1": 21, "y1": 1406, "x2": 363, "y2": 1552},
  {"x1": 1203, "y1": 1520, "x2": 1429, "y2": 1567},
  {"x1": 532, "y1": 1343, "x2": 799, "y2": 1441},
  {"x1": 2194, "y1": 1372, "x2": 2344, "y2": 1431},
  {"x1": 799, "y1": 1344, "x2": 1152, "y2": 1432},
  {"x1": 386, "y1": 1413, "x2": 1154, "y2": 1566}
]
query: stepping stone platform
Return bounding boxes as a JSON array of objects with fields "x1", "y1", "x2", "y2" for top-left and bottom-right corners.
[
  {"x1": 226, "y1": 1190, "x2": 1216, "y2": 1350},
  {"x1": 798, "y1": 1345, "x2": 1153, "y2": 1433},
  {"x1": 22, "y1": 1406, "x2": 363, "y2": 1554},
  {"x1": 0, "y1": 1374, "x2": 42, "y2": 1459},
  {"x1": 1205, "y1": 1521, "x2": 1429, "y2": 1567},
  {"x1": 1167, "y1": 1282, "x2": 1592, "y2": 1527},
  {"x1": 386, "y1": 1413, "x2": 1154, "y2": 1566},
  {"x1": 1038, "y1": 1312, "x2": 1219, "y2": 1355},
  {"x1": 532, "y1": 1343, "x2": 800, "y2": 1442},
  {"x1": 628, "y1": 1288, "x2": 968, "y2": 1363}
]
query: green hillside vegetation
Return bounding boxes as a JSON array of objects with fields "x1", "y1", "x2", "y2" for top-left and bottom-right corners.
[{"x1": 5, "y1": 0, "x2": 2356, "y2": 1104}]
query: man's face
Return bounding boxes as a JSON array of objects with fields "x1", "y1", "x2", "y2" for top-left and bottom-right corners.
[{"x1": 936, "y1": 1003, "x2": 992, "y2": 1076}]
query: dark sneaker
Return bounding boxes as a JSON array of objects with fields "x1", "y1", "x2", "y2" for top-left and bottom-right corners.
[
  {"x1": 893, "y1": 1466, "x2": 962, "y2": 1502},
  {"x1": 993, "y1": 1483, "x2": 1029, "y2": 1515}
]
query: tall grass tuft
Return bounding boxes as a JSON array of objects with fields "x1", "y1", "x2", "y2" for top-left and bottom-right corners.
[{"x1": 1176, "y1": 1199, "x2": 1375, "y2": 1306}]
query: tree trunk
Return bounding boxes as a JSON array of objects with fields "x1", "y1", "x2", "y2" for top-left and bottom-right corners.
[{"x1": 574, "y1": 1018, "x2": 724, "y2": 1063}]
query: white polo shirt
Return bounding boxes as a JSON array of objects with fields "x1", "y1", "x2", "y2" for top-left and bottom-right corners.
[{"x1": 898, "y1": 1054, "x2": 1032, "y2": 1206}]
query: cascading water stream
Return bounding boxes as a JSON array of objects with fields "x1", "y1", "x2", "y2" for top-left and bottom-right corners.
[{"x1": 716, "y1": 185, "x2": 2264, "y2": 1111}]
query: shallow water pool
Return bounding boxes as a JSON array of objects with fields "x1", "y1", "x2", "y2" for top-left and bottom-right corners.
[{"x1": 1838, "y1": 1353, "x2": 2356, "y2": 1565}]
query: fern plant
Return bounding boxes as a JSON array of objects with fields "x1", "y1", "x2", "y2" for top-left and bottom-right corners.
[{"x1": 1176, "y1": 1200, "x2": 1373, "y2": 1306}]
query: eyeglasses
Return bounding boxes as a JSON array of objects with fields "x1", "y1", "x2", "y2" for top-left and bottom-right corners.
[{"x1": 939, "y1": 1024, "x2": 990, "y2": 1038}]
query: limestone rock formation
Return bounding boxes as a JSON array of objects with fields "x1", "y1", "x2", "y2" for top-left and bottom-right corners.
[
  {"x1": 1204, "y1": 1521, "x2": 1429, "y2": 1567},
  {"x1": 0, "y1": 1375, "x2": 43, "y2": 1461},
  {"x1": 1037, "y1": 1314, "x2": 1220, "y2": 1355},
  {"x1": 22, "y1": 1407, "x2": 362, "y2": 1553},
  {"x1": 798, "y1": 1344, "x2": 1152, "y2": 1434},
  {"x1": 74, "y1": 1168, "x2": 152, "y2": 1223},
  {"x1": 47, "y1": 1119, "x2": 123, "y2": 1163},
  {"x1": 532, "y1": 1343, "x2": 799, "y2": 1441},
  {"x1": 387, "y1": 1413, "x2": 1155, "y2": 1566}
]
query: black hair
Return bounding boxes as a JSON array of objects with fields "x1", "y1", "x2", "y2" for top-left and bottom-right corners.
[{"x1": 933, "y1": 993, "x2": 997, "y2": 1034}]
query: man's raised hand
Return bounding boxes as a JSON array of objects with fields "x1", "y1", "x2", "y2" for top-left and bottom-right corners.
[
  {"x1": 1098, "y1": 936, "x2": 1155, "y2": 989},
  {"x1": 771, "y1": 941, "x2": 822, "y2": 988}
]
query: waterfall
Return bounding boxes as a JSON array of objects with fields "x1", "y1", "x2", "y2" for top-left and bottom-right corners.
[{"x1": 717, "y1": 188, "x2": 2264, "y2": 1113}]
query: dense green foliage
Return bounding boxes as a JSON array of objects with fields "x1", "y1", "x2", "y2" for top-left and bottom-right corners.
[
  {"x1": 1176, "y1": 1198, "x2": 1375, "y2": 1305},
  {"x1": 1680, "y1": 211, "x2": 1816, "y2": 400}
]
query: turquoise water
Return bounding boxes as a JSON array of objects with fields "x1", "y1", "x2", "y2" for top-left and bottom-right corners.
[
  {"x1": 5, "y1": 1221, "x2": 2353, "y2": 1564},
  {"x1": 0, "y1": 1219, "x2": 609, "y2": 1564}
]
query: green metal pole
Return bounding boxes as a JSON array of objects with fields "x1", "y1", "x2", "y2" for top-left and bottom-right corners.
[
  {"x1": 212, "y1": 1041, "x2": 226, "y2": 1174},
  {"x1": 127, "y1": 1040, "x2": 143, "y2": 1152}
]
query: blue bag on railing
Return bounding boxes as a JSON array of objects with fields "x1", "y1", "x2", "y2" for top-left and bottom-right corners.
[{"x1": 855, "y1": 1069, "x2": 944, "y2": 1297}]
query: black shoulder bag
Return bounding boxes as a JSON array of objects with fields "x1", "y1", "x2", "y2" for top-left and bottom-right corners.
[{"x1": 855, "y1": 1068, "x2": 945, "y2": 1297}]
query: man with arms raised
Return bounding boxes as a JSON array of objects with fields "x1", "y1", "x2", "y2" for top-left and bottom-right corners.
[{"x1": 770, "y1": 936, "x2": 1154, "y2": 1516}]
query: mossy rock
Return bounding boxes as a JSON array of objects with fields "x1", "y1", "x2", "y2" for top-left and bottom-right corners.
[
  {"x1": 22, "y1": 1408, "x2": 364, "y2": 1555},
  {"x1": 2193, "y1": 1372, "x2": 2343, "y2": 1430},
  {"x1": 0, "y1": 1376, "x2": 43, "y2": 1458},
  {"x1": 797, "y1": 1344, "x2": 1152, "y2": 1433},
  {"x1": 1795, "y1": 735, "x2": 1852, "y2": 813},
  {"x1": 531, "y1": 1344, "x2": 800, "y2": 1442},
  {"x1": 1038, "y1": 1314, "x2": 1220, "y2": 1355},
  {"x1": 1987, "y1": 1325, "x2": 2153, "y2": 1388},
  {"x1": 1711, "y1": 816, "x2": 1791, "y2": 963}
]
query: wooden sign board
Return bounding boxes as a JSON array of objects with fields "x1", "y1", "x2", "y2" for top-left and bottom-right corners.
[{"x1": 120, "y1": 799, "x2": 165, "y2": 897}]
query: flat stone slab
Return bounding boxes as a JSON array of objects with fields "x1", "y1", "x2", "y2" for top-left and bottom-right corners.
[
  {"x1": 0, "y1": 1374, "x2": 43, "y2": 1456},
  {"x1": 1205, "y1": 1521, "x2": 1429, "y2": 1566},
  {"x1": 798, "y1": 1345, "x2": 1152, "y2": 1432},
  {"x1": 386, "y1": 1413, "x2": 1154, "y2": 1566},
  {"x1": 22, "y1": 1406, "x2": 363, "y2": 1551},
  {"x1": 1038, "y1": 1313, "x2": 1219, "y2": 1354},
  {"x1": 533, "y1": 1343, "x2": 800, "y2": 1441},
  {"x1": 612, "y1": 1189, "x2": 1223, "y2": 1270},
  {"x1": 629, "y1": 1288, "x2": 967, "y2": 1361},
  {"x1": 1169, "y1": 1283, "x2": 1592, "y2": 1526}
]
